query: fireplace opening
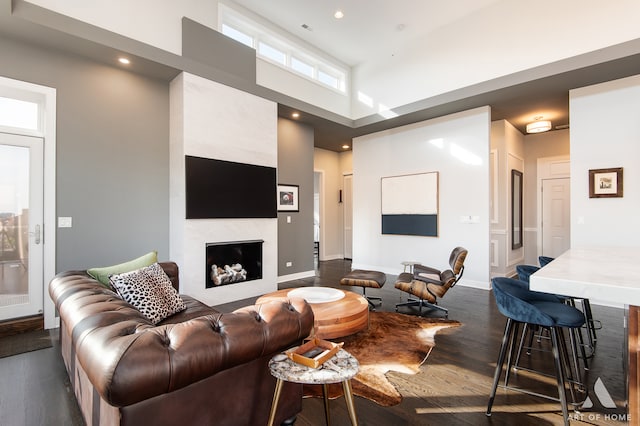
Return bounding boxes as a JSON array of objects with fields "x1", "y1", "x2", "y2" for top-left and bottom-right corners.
[{"x1": 205, "y1": 240, "x2": 263, "y2": 288}]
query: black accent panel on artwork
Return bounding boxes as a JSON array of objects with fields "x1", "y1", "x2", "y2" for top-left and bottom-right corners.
[
  {"x1": 382, "y1": 214, "x2": 438, "y2": 237},
  {"x1": 185, "y1": 155, "x2": 277, "y2": 219}
]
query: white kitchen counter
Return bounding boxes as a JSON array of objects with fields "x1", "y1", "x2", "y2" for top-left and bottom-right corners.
[
  {"x1": 530, "y1": 246, "x2": 640, "y2": 424},
  {"x1": 530, "y1": 247, "x2": 640, "y2": 306}
]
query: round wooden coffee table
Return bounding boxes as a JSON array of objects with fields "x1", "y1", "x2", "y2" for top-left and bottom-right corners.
[{"x1": 257, "y1": 287, "x2": 369, "y2": 339}]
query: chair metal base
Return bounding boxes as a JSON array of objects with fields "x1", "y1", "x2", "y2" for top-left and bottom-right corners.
[
  {"x1": 365, "y1": 295, "x2": 382, "y2": 310},
  {"x1": 360, "y1": 288, "x2": 382, "y2": 311},
  {"x1": 395, "y1": 297, "x2": 448, "y2": 317}
]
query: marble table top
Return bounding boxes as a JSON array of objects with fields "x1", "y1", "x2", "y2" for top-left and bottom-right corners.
[
  {"x1": 269, "y1": 349, "x2": 359, "y2": 384},
  {"x1": 530, "y1": 247, "x2": 640, "y2": 306}
]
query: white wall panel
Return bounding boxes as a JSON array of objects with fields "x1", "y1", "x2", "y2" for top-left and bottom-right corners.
[
  {"x1": 570, "y1": 74, "x2": 640, "y2": 247},
  {"x1": 352, "y1": 107, "x2": 491, "y2": 289},
  {"x1": 170, "y1": 72, "x2": 278, "y2": 306}
]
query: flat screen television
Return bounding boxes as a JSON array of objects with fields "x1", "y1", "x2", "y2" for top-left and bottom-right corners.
[{"x1": 185, "y1": 155, "x2": 277, "y2": 219}]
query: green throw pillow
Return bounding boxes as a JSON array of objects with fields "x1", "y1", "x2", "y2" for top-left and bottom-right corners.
[{"x1": 87, "y1": 251, "x2": 158, "y2": 288}]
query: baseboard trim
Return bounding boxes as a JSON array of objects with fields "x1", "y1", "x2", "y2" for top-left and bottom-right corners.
[
  {"x1": 0, "y1": 314, "x2": 44, "y2": 338},
  {"x1": 349, "y1": 263, "x2": 403, "y2": 275},
  {"x1": 277, "y1": 270, "x2": 316, "y2": 283},
  {"x1": 321, "y1": 254, "x2": 344, "y2": 261},
  {"x1": 456, "y1": 279, "x2": 490, "y2": 291}
]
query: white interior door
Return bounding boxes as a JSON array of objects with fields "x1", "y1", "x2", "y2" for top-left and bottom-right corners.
[
  {"x1": 0, "y1": 132, "x2": 44, "y2": 320},
  {"x1": 343, "y1": 174, "x2": 353, "y2": 259},
  {"x1": 542, "y1": 177, "x2": 571, "y2": 258}
]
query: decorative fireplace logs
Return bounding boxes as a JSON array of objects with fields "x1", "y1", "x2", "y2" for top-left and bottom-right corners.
[{"x1": 211, "y1": 263, "x2": 247, "y2": 286}]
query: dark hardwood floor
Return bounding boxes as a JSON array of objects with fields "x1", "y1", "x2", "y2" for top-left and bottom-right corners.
[{"x1": 0, "y1": 260, "x2": 628, "y2": 425}]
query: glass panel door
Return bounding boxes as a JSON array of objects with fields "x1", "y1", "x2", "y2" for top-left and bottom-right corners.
[{"x1": 0, "y1": 133, "x2": 43, "y2": 320}]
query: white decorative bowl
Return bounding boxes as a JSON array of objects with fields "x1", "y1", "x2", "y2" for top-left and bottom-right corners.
[{"x1": 288, "y1": 287, "x2": 345, "y2": 304}]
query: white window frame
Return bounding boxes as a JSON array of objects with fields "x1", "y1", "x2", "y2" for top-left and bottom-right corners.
[{"x1": 219, "y1": 5, "x2": 348, "y2": 95}]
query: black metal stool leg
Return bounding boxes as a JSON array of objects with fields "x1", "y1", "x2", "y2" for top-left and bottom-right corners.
[
  {"x1": 487, "y1": 318, "x2": 515, "y2": 416},
  {"x1": 582, "y1": 299, "x2": 598, "y2": 350},
  {"x1": 550, "y1": 327, "x2": 570, "y2": 426},
  {"x1": 504, "y1": 322, "x2": 521, "y2": 387}
]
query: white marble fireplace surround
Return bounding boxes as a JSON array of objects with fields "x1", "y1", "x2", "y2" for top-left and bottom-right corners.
[{"x1": 169, "y1": 72, "x2": 278, "y2": 306}]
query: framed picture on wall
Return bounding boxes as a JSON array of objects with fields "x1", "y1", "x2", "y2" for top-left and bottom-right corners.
[
  {"x1": 589, "y1": 167, "x2": 623, "y2": 198},
  {"x1": 277, "y1": 184, "x2": 299, "y2": 211},
  {"x1": 380, "y1": 171, "x2": 439, "y2": 237}
]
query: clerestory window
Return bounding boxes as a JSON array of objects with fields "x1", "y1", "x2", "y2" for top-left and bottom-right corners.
[{"x1": 220, "y1": 7, "x2": 348, "y2": 94}]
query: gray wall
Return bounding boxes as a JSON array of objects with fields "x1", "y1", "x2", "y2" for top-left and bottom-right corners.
[
  {"x1": 277, "y1": 118, "x2": 314, "y2": 276},
  {"x1": 0, "y1": 36, "x2": 170, "y2": 271}
]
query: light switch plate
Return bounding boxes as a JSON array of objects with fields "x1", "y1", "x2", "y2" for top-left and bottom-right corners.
[{"x1": 58, "y1": 217, "x2": 72, "y2": 228}]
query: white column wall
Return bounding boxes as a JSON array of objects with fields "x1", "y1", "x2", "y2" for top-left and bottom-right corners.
[
  {"x1": 352, "y1": 107, "x2": 491, "y2": 289},
  {"x1": 569, "y1": 74, "x2": 640, "y2": 248},
  {"x1": 170, "y1": 72, "x2": 278, "y2": 305}
]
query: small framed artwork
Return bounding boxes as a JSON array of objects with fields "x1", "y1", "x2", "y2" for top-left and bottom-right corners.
[
  {"x1": 589, "y1": 167, "x2": 623, "y2": 198},
  {"x1": 277, "y1": 184, "x2": 299, "y2": 211}
]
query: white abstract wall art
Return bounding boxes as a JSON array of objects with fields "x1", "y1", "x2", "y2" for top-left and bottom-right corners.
[{"x1": 380, "y1": 171, "x2": 439, "y2": 237}]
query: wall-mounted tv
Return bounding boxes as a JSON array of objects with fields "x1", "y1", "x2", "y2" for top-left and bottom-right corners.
[{"x1": 185, "y1": 155, "x2": 277, "y2": 219}]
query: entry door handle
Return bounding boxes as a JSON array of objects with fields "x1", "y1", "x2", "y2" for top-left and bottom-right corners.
[{"x1": 32, "y1": 224, "x2": 41, "y2": 244}]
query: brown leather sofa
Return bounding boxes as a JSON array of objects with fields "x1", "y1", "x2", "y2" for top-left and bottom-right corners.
[{"x1": 49, "y1": 262, "x2": 314, "y2": 426}]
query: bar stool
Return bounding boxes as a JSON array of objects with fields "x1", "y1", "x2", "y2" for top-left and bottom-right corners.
[
  {"x1": 487, "y1": 277, "x2": 587, "y2": 426},
  {"x1": 537, "y1": 257, "x2": 601, "y2": 353},
  {"x1": 539, "y1": 256, "x2": 554, "y2": 267},
  {"x1": 516, "y1": 264, "x2": 593, "y2": 365}
]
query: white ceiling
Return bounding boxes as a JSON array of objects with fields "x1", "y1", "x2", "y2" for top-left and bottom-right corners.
[
  {"x1": 233, "y1": 1, "x2": 640, "y2": 151},
  {"x1": 233, "y1": 0, "x2": 502, "y2": 66}
]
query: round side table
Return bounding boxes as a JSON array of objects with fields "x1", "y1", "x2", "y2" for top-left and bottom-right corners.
[
  {"x1": 268, "y1": 349, "x2": 360, "y2": 426},
  {"x1": 401, "y1": 260, "x2": 422, "y2": 273}
]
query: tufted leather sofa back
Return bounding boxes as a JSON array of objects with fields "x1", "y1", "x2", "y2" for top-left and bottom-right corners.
[{"x1": 49, "y1": 262, "x2": 314, "y2": 408}]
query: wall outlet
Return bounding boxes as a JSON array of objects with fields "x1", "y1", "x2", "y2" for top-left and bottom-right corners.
[
  {"x1": 460, "y1": 215, "x2": 472, "y2": 224},
  {"x1": 286, "y1": 216, "x2": 291, "y2": 223},
  {"x1": 460, "y1": 215, "x2": 479, "y2": 224},
  {"x1": 285, "y1": 261, "x2": 292, "y2": 267}
]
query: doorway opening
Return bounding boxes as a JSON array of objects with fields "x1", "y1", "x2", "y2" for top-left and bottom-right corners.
[
  {"x1": 0, "y1": 76, "x2": 56, "y2": 331},
  {"x1": 343, "y1": 173, "x2": 353, "y2": 260},
  {"x1": 314, "y1": 171, "x2": 322, "y2": 263}
]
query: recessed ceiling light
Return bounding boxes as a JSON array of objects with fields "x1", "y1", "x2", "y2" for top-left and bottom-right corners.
[
  {"x1": 342, "y1": 144, "x2": 350, "y2": 149},
  {"x1": 334, "y1": 10, "x2": 344, "y2": 19},
  {"x1": 292, "y1": 112, "x2": 300, "y2": 118},
  {"x1": 118, "y1": 57, "x2": 130, "y2": 65}
]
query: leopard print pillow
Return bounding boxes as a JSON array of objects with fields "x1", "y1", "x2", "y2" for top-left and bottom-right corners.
[{"x1": 109, "y1": 262, "x2": 187, "y2": 324}]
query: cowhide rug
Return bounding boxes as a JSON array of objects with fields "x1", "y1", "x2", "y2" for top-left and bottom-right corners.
[{"x1": 303, "y1": 311, "x2": 461, "y2": 406}]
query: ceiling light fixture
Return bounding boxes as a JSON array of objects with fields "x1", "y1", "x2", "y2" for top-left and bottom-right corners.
[
  {"x1": 334, "y1": 10, "x2": 344, "y2": 19},
  {"x1": 342, "y1": 144, "x2": 350, "y2": 149},
  {"x1": 526, "y1": 116, "x2": 552, "y2": 134},
  {"x1": 291, "y1": 112, "x2": 300, "y2": 118},
  {"x1": 118, "y1": 57, "x2": 130, "y2": 65}
]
